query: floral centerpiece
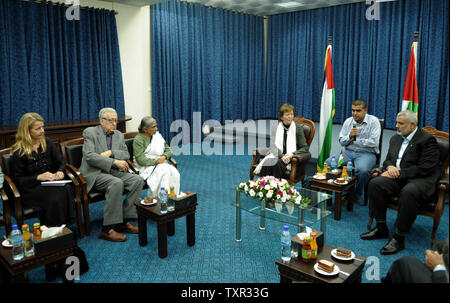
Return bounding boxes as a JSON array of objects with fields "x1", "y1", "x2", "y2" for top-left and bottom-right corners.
[{"x1": 237, "y1": 176, "x2": 311, "y2": 208}]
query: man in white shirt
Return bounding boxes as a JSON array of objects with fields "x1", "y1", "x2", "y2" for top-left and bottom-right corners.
[{"x1": 326, "y1": 99, "x2": 381, "y2": 204}]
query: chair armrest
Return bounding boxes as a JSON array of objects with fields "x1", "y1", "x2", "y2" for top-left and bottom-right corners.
[
  {"x1": 1, "y1": 188, "x2": 8, "y2": 201},
  {"x1": 65, "y1": 164, "x2": 89, "y2": 204},
  {"x1": 169, "y1": 157, "x2": 177, "y2": 168},
  {"x1": 370, "y1": 167, "x2": 383, "y2": 177},
  {"x1": 65, "y1": 168, "x2": 81, "y2": 202},
  {"x1": 438, "y1": 174, "x2": 448, "y2": 187},
  {"x1": 2, "y1": 175, "x2": 21, "y2": 200},
  {"x1": 127, "y1": 160, "x2": 139, "y2": 174},
  {"x1": 291, "y1": 152, "x2": 311, "y2": 164},
  {"x1": 65, "y1": 164, "x2": 86, "y2": 184},
  {"x1": 2, "y1": 175, "x2": 24, "y2": 228},
  {"x1": 1, "y1": 188, "x2": 12, "y2": 235},
  {"x1": 254, "y1": 147, "x2": 270, "y2": 157}
]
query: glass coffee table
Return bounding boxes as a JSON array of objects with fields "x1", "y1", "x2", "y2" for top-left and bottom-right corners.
[{"x1": 233, "y1": 187, "x2": 332, "y2": 242}]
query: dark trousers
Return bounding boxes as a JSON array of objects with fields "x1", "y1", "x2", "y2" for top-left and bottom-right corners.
[
  {"x1": 259, "y1": 158, "x2": 287, "y2": 179},
  {"x1": 368, "y1": 176, "x2": 426, "y2": 233}
]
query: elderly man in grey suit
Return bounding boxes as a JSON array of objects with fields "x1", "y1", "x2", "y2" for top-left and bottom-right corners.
[{"x1": 79, "y1": 108, "x2": 144, "y2": 242}]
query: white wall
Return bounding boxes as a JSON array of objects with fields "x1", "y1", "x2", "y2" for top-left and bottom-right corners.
[{"x1": 77, "y1": 0, "x2": 151, "y2": 132}]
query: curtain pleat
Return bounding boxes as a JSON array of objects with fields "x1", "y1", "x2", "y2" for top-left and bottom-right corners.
[{"x1": 0, "y1": 0, "x2": 124, "y2": 126}]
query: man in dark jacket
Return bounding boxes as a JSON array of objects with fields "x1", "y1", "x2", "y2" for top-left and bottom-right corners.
[
  {"x1": 382, "y1": 238, "x2": 449, "y2": 283},
  {"x1": 360, "y1": 110, "x2": 441, "y2": 254}
]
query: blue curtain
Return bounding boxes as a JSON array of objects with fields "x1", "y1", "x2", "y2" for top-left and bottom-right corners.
[
  {"x1": 0, "y1": 0, "x2": 124, "y2": 126},
  {"x1": 151, "y1": 0, "x2": 265, "y2": 140},
  {"x1": 266, "y1": 0, "x2": 449, "y2": 131}
]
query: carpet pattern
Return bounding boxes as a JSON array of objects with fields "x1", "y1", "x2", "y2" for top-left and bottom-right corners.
[{"x1": 21, "y1": 143, "x2": 448, "y2": 283}]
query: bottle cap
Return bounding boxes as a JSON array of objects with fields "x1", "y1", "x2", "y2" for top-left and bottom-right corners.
[
  {"x1": 310, "y1": 231, "x2": 317, "y2": 237},
  {"x1": 283, "y1": 225, "x2": 289, "y2": 231},
  {"x1": 304, "y1": 235, "x2": 311, "y2": 242},
  {"x1": 161, "y1": 187, "x2": 165, "y2": 190},
  {"x1": 12, "y1": 224, "x2": 18, "y2": 230}
]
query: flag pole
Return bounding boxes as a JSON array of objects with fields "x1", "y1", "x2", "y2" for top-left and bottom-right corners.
[{"x1": 414, "y1": 31, "x2": 419, "y2": 42}]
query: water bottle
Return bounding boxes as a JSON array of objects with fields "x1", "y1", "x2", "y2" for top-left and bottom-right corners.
[
  {"x1": 159, "y1": 187, "x2": 168, "y2": 214},
  {"x1": 281, "y1": 225, "x2": 291, "y2": 263},
  {"x1": 347, "y1": 160, "x2": 353, "y2": 180},
  {"x1": 330, "y1": 155, "x2": 337, "y2": 171},
  {"x1": 11, "y1": 224, "x2": 24, "y2": 261}
]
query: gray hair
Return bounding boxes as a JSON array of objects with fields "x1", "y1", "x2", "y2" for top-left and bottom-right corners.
[
  {"x1": 397, "y1": 110, "x2": 418, "y2": 125},
  {"x1": 99, "y1": 108, "x2": 117, "y2": 119},
  {"x1": 138, "y1": 116, "x2": 156, "y2": 133}
]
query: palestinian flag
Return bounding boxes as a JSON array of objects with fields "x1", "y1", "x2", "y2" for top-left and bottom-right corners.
[
  {"x1": 401, "y1": 40, "x2": 419, "y2": 114},
  {"x1": 337, "y1": 151, "x2": 346, "y2": 167},
  {"x1": 317, "y1": 44, "x2": 335, "y2": 171}
]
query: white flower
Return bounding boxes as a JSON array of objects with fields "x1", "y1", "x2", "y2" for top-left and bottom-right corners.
[
  {"x1": 244, "y1": 185, "x2": 249, "y2": 192},
  {"x1": 276, "y1": 194, "x2": 281, "y2": 199},
  {"x1": 239, "y1": 182, "x2": 245, "y2": 188},
  {"x1": 281, "y1": 196, "x2": 287, "y2": 203},
  {"x1": 259, "y1": 192, "x2": 264, "y2": 198},
  {"x1": 249, "y1": 189, "x2": 255, "y2": 197},
  {"x1": 295, "y1": 195, "x2": 302, "y2": 205},
  {"x1": 266, "y1": 190, "x2": 273, "y2": 199},
  {"x1": 264, "y1": 184, "x2": 271, "y2": 191}
]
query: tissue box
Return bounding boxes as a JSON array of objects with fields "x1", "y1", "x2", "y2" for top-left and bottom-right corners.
[
  {"x1": 326, "y1": 169, "x2": 342, "y2": 180},
  {"x1": 33, "y1": 227, "x2": 74, "y2": 256},
  {"x1": 291, "y1": 230, "x2": 324, "y2": 260},
  {"x1": 168, "y1": 191, "x2": 197, "y2": 208}
]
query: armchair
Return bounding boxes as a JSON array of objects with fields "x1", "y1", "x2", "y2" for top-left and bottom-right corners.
[
  {"x1": 366, "y1": 126, "x2": 449, "y2": 246},
  {"x1": 0, "y1": 148, "x2": 84, "y2": 238},
  {"x1": 249, "y1": 116, "x2": 314, "y2": 185}
]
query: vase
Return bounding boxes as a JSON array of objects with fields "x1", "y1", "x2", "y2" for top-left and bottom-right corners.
[
  {"x1": 274, "y1": 201, "x2": 283, "y2": 213},
  {"x1": 286, "y1": 201, "x2": 294, "y2": 215}
]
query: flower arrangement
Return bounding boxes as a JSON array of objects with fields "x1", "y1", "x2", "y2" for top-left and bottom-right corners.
[{"x1": 238, "y1": 176, "x2": 310, "y2": 208}]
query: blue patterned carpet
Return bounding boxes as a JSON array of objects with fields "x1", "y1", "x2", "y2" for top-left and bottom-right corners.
[{"x1": 22, "y1": 143, "x2": 448, "y2": 283}]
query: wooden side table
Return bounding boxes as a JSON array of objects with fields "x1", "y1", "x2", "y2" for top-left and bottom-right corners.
[
  {"x1": 135, "y1": 192, "x2": 197, "y2": 258},
  {"x1": 275, "y1": 244, "x2": 366, "y2": 283},
  {"x1": 309, "y1": 176, "x2": 356, "y2": 220},
  {"x1": 0, "y1": 243, "x2": 75, "y2": 283}
]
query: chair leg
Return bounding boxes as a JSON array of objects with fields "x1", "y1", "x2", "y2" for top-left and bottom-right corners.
[
  {"x1": 431, "y1": 217, "x2": 441, "y2": 247},
  {"x1": 364, "y1": 187, "x2": 368, "y2": 206},
  {"x1": 367, "y1": 217, "x2": 373, "y2": 230},
  {"x1": 82, "y1": 200, "x2": 91, "y2": 236},
  {"x1": 75, "y1": 200, "x2": 84, "y2": 239}
]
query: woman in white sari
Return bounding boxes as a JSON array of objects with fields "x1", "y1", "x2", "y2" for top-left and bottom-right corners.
[
  {"x1": 133, "y1": 117, "x2": 180, "y2": 198},
  {"x1": 254, "y1": 104, "x2": 309, "y2": 179}
]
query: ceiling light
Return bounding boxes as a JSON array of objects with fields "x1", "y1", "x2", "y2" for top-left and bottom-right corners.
[{"x1": 275, "y1": 2, "x2": 304, "y2": 8}]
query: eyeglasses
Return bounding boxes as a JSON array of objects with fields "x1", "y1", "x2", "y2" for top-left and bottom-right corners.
[{"x1": 102, "y1": 117, "x2": 118, "y2": 124}]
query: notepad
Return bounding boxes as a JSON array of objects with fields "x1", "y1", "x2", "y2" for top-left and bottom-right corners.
[{"x1": 41, "y1": 180, "x2": 72, "y2": 186}]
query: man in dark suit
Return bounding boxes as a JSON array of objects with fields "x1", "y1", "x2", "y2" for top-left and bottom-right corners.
[
  {"x1": 382, "y1": 238, "x2": 449, "y2": 283},
  {"x1": 79, "y1": 108, "x2": 144, "y2": 242},
  {"x1": 360, "y1": 110, "x2": 441, "y2": 254}
]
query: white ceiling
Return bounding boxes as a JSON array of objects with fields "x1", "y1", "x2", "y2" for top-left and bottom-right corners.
[{"x1": 99, "y1": 0, "x2": 397, "y2": 16}]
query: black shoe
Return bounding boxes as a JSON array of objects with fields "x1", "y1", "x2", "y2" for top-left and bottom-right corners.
[
  {"x1": 380, "y1": 238, "x2": 404, "y2": 255},
  {"x1": 360, "y1": 227, "x2": 389, "y2": 240}
]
